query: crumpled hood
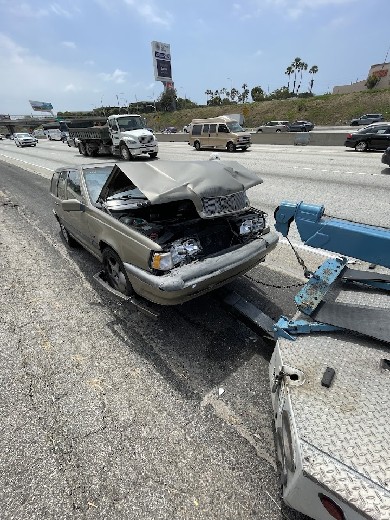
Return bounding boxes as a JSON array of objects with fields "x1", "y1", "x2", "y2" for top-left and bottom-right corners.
[{"x1": 99, "y1": 160, "x2": 263, "y2": 216}]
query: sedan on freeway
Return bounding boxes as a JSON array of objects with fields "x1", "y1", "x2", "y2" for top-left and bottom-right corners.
[
  {"x1": 50, "y1": 160, "x2": 278, "y2": 305},
  {"x1": 344, "y1": 123, "x2": 390, "y2": 151},
  {"x1": 256, "y1": 121, "x2": 290, "y2": 133},
  {"x1": 14, "y1": 132, "x2": 37, "y2": 147},
  {"x1": 288, "y1": 120, "x2": 315, "y2": 132}
]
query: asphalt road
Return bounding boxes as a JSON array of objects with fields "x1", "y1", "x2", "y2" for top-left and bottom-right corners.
[{"x1": 0, "y1": 139, "x2": 388, "y2": 520}]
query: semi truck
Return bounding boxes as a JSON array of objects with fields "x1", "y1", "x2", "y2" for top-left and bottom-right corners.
[{"x1": 68, "y1": 114, "x2": 158, "y2": 160}]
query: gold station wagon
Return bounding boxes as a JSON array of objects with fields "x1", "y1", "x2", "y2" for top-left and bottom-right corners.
[{"x1": 50, "y1": 160, "x2": 278, "y2": 305}]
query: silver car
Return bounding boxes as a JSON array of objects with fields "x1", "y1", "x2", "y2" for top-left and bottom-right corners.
[
  {"x1": 14, "y1": 132, "x2": 37, "y2": 147},
  {"x1": 256, "y1": 121, "x2": 290, "y2": 133},
  {"x1": 50, "y1": 160, "x2": 278, "y2": 305}
]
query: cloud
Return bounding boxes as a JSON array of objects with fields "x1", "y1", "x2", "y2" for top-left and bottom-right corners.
[
  {"x1": 50, "y1": 3, "x2": 74, "y2": 18},
  {"x1": 8, "y1": 2, "x2": 49, "y2": 18},
  {"x1": 123, "y1": 0, "x2": 173, "y2": 26},
  {"x1": 62, "y1": 41, "x2": 76, "y2": 49},
  {"x1": 98, "y1": 69, "x2": 128, "y2": 84},
  {"x1": 255, "y1": 0, "x2": 357, "y2": 18},
  {"x1": 254, "y1": 49, "x2": 263, "y2": 57}
]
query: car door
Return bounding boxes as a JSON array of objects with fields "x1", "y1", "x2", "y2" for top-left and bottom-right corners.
[
  {"x1": 55, "y1": 168, "x2": 92, "y2": 248},
  {"x1": 371, "y1": 126, "x2": 390, "y2": 150},
  {"x1": 208, "y1": 123, "x2": 218, "y2": 148},
  {"x1": 201, "y1": 124, "x2": 210, "y2": 148}
]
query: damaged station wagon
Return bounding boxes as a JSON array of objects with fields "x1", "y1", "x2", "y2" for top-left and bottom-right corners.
[{"x1": 50, "y1": 160, "x2": 278, "y2": 305}]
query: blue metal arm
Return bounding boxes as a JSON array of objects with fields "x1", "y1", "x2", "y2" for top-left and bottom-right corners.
[{"x1": 274, "y1": 201, "x2": 390, "y2": 269}]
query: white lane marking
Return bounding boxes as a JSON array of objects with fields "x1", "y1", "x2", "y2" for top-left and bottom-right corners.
[{"x1": 0, "y1": 152, "x2": 54, "y2": 171}]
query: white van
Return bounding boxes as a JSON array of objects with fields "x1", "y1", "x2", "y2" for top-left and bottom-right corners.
[{"x1": 189, "y1": 116, "x2": 251, "y2": 152}]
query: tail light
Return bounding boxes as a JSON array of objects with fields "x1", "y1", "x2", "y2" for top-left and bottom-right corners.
[
  {"x1": 319, "y1": 494, "x2": 345, "y2": 520},
  {"x1": 346, "y1": 133, "x2": 352, "y2": 138}
]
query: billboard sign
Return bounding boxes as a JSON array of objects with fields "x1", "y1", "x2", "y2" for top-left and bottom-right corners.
[
  {"x1": 151, "y1": 41, "x2": 172, "y2": 82},
  {"x1": 29, "y1": 100, "x2": 54, "y2": 112}
]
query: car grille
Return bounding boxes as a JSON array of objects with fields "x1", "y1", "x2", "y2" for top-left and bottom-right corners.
[
  {"x1": 201, "y1": 191, "x2": 248, "y2": 216},
  {"x1": 139, "y1": 134, "x2": 154, "y2": 144}
]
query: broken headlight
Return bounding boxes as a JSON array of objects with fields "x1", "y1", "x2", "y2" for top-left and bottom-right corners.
[
  {"x1": 151, "y1": 238, "x2": 202, "y2": 272},
  {"x1": 231, "y1": 212, "x2": 268, "y2": 236}
]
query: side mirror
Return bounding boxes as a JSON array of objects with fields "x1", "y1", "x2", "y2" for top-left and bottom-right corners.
[{"x1": 62, "y1": 199, "x2": 85, "y2": 212}]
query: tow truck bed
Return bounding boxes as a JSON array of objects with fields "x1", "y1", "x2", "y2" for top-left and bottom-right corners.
[{"x1": 270, "y1": 272, "x2": 390, "y2": 520}]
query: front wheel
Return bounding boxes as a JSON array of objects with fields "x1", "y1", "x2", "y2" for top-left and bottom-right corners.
[
  {"x1": 194, "y1": 141, "x2": 201, "y2": 151},
  {"x1": 102, "y1": 248, "x2": 133, "y2": 296},
  {"x1": 226, "y1": 141, "x2": 236, "y2": 153},
  {"x1": 59, "y1": 221, "x2": 78, "y2": 247},
  {"x1": 276, "y1": 129, "x2": 282, "y2": 133},
  {"x1": 355, "y1": 141, "x2": 368, "y2": 152},
  {"x1": 78, "y1": 142, "x2": 88, "y2": 156},
  {"x1": 149, "y1": 152, "x2": 158, "y2": 158},
  {"x1": 120, "y1": 144, "x2": 132, "y2": 161}
]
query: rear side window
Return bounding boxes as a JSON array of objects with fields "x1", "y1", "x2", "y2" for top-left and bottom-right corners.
[
  {"x1": 191, "y1": 124, "x2": 202, "y2": 136},
  {"x1": 209, "y1": 124, "x2": 217, "y2": 133},
  {"x1": 202, "y1": 124, "x2": 210, "y2": 134},
  {"x1": 57, "y1": 170, "x2": 67, "y2": 200}
]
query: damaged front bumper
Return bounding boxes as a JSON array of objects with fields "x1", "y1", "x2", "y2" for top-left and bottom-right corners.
[{"x1": 123, "y1": 231, "x2": 279, "y2": 305}]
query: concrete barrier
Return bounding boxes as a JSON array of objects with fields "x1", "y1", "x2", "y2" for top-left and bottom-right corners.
[{"x1": 155, "y1": 132, "x2": 346, "y2": 146}]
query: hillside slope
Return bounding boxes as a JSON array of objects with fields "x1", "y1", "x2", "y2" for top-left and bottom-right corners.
[{"x1": 147, "y1": 89, "x2": 390, "y2": 130}]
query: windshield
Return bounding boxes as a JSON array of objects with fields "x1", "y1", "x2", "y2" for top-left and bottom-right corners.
[
  {"x1": 117, "y1": 116, "x2": 145, "y2": 131},
  {"x1": 17, "y1": 133, "x2": 31, "y2": 138},
  {"x1": 226, "y1": 121, "x2": 244, "y2": 133},
  {"x1": 83, "y1": 166, "x2": 114, "y2": 203}
]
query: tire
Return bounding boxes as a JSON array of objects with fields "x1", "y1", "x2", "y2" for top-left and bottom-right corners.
[
  {"x1": 149, "y1": 152, "x2": 158, "y2": 158},
  {"x1": 78, "y1": 142, "x2": 88, "y2": 156},
  {"x1": 276, "y1": 129, "x2": 282, "y2": 133},
  {"x1": 86, "y1": 143, "x2": 97, "y2": 157},
  {"x1": 226, "y1": 141, "x2": 236, "y2": 153},
  {"x1": 256, "y1": 129, "x2": 263, "y2": 133},
  {"x1": 59, "y1": 221, "x2": 78, "y2": 247},
  {"x1": 241, "y1": 146, "x2": 248, "y2": 151},
  {"x1": 49, "y1": 136, "x2": 52, "y2": 141},
  {"x1": 102, "y1": 248, "x2": 133, "y2": 296},
  {"x1": 351, "y1": 122, "x2": 358, "y2": 126},
  {"x1": 194, "y1": 141, "x2": 201, "y2": 151},
  {"x1": 355, "y1": 141, "x2": 368, "y2": 152},
  {"x1": 120, "y1": 144, "x2": 132, "y2": 161}
]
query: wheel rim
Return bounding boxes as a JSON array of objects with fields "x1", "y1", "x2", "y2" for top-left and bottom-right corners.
[
  {"x1": 356, "y1": 142, "x2": 367, "y2": 151},
  {"x1": 60, "y1": 223, "x2": 70, "y2": 244},
  {"x1": 121, "y1": 145, "x2": 130, "y2": 160},
  {"x1": 104, "y1": 255, "x2": 128, "y2": 293},
  {"x1": 194, "y1": 142, "x2": 200, "y2": 150}
]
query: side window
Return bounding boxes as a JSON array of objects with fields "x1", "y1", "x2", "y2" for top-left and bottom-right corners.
[
  {"x1": 67, "y1": 169, "x2": 82, "y2": 200},
  {"x1": 209, "y1": 124, "x2": 217, "y2": 133},
  {"x1": 50, "y1": 171, "x2": 60, "y2": 196},
  {"x1": 57, "y1": 170, "x2": 67, "y2": 200},
  {"x1": 110, "y1": 119, "x2": 118, "y2": 131},
  {"x1": 192, "y1": 125, "x2": 202, "y2": 136},
  {"x1": 218, "y1": 124, "x2": 229, "y2": 133},
  {"x1": 202, "y1": 124, "x2": 210, "y2": 134}
]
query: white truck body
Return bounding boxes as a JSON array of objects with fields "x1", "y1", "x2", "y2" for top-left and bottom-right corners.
[
  {"x1": 270, "y1": 270, "x2": 390, "y2": 520},
  {"x1": 69, "y1": 114, "x2": 158, "y2": 160}
]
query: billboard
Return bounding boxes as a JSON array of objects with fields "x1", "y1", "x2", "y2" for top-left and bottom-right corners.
[
  {"x1": 29, "y1": 100, "x2": 54, "y2": 112},
  {"x1": 151, "y1": 41, "x2": 172, "y2": 82}
]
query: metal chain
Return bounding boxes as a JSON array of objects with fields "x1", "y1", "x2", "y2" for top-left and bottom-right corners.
[
  {"x1": 245, "y1": 273, "x2": 305, "y2": 289},
  {"x1": 286, "y1": 236, "x2": 313, "y2": 278}
]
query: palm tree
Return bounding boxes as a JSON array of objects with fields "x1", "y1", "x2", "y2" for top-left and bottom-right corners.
[
  {"x1": 296, "y1": 61, "x2": 308, "y2": 93},
  {"x1": 285, "y1": 66, "x2": 294, "y2": 92},
  {"x1": 308, "y1": 65, "x2": 319, "y2": 93},
  {"x1": 205, "y1": 89, "x2": 212, "y2": 104},
  {"x1": 291, "y1": 57, "x2": 302, "y2": 94}
]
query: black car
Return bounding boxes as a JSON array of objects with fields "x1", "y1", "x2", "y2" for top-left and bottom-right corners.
[
  {"x1": 381, "y1": 146, "x2": 390, "y2": 166},
  {"x1": 288, "y1": 120, "x2": 315, "y2": 132},
  {"x1": 344, "y1": 123, "x2": 390, "y2": 152}
]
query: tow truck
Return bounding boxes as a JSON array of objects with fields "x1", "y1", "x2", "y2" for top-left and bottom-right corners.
[{"x1": 269, "y1": 202, "x2": 390, "y2": 520}]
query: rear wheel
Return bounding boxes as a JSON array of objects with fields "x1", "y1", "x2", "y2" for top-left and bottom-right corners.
[
  {"x1": 226, "y1": 141, "x2": 236, "y2": 153},
  {"x1": 276, "y1": 129, "x2": 282, "y2": 133},
  {"x1": 256, "y1": 129, "x2": 263, "y2": 133},
  {"x1": 194, "y1": 141, "x2": 201, "y2": 151},
  {"x1": 149, "y1": 151, "x2": 158, "y2": 158},
  {"x1": 78, "y1": 142, "x2": 88, "y2": 156},
  {"x1": 120, "y1": 144, "x2": 132, "y2": 160},
  {"x1": 102, "y1": 248, "x2": 133, "y2": 296},
  {"x1": 355, "y1": 141, "x2": 368, "y2": 152},
  {"x1": 86, "y1": 143, "x2": 97, "y2": 157}
]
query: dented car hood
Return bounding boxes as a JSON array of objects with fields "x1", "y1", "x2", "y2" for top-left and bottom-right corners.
[{"x1": 99, "y1": 160, "x2": 263, "y2": 213}]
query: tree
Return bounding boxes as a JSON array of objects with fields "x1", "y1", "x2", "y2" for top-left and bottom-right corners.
[
  {"x1": 291, "y1": 57, "x2": 302, "y2": 94},
  {"x1": 157, "y1": 88, "x2": 177, "y2": 112},
  {"x1": 241, "y1": 83, "x2": 250, "y2": 103},
  {"x1": 365, "y1": 74, "x2": 380, "y2": 89},
  {"x1": 285, "y1": 66, "x2": 294, "y2": 92},
  {"x1": 268, "y1": 86, "x2": 290, "y2": 100},
  {"x1": 296, "y1": 61, "x2": 308, "y2": 94},
  {"x1": 308, "y1": 65, "x2": 319, "y2": 93},
  {"x1": 251, "y1": 86, "x2": 266, "y2": 102}
]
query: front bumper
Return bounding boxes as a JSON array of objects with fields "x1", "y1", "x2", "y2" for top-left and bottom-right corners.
[
  {"x1": 129, "y1": 143, "x2": 158, "y2": 156},
  {"x1": 123, "y1": 231, "x2": 278, "y2": 305}
]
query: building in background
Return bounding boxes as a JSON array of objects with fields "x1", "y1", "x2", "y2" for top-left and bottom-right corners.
[{"x1": 333, "y1": 62, "x2": 390, "y2": 94}]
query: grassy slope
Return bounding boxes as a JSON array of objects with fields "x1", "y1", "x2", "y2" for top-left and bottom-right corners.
[{"x1": 145, "y1": 88, "x2": 390, "y2": 130}]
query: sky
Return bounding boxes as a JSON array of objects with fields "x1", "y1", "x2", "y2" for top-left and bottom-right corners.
[{"x1": 0, "y1": 0, "x2": 389, "y2": 115}]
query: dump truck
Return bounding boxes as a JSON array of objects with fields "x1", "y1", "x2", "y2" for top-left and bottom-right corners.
[{"x1": 68, "y1": 114, "x2": 158, "y2": 160}]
